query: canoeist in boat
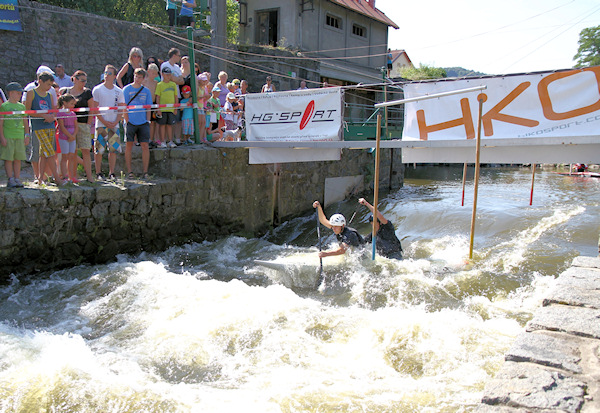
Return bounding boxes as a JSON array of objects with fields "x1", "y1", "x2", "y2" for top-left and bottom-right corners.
[
  {"x1": 358, "y1": 198, "x2": 403, "y2": 259},
  {"x1": 313, "y1": 201, "x2": 365, "y2": 258},
  {"x1": 573, "y1": 163, "x2": 587, "y2": 172}
]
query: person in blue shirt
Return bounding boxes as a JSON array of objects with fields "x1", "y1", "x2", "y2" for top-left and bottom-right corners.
[
  {"x1": 179, "y1": 0, "x2": 196, "y2": 27},
  {"x1": 123, "y1": 68, "x2": 153, "y2": 179}
]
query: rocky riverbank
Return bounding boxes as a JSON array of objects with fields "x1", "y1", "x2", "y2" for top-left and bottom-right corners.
[{"x1": 477, "y1": 256, "x2": 600, "y2": 412}]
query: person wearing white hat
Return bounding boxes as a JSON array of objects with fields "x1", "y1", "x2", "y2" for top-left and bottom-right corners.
[
  {"x1": 23, "y1": 65, "x2": 57, "y2": 105},
  {"x1": 312, "y1": 200, "x2": 365, "y2": 258},
  {"x1": 223, "y1": 92, "x2": 238, "y2": 131}
]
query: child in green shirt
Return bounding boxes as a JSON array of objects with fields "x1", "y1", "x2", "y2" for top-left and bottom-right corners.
[
  {"x1": 0, "y1": 82, "x2": 30, "y2": 188},
  {"x1": 205, "y1": 86, "x2": 223, "y2": 142}
]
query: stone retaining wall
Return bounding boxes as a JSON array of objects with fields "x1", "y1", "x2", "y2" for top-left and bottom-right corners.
[
  {"x1": 0, "y1": 145, "x2": 403, "y2": 279},
  {"x1": 2, "y1": 1, "x2": 320, "y2": 93},
  {"x1": 477, "y1": 256, "x2": 600, "y2": 412}
]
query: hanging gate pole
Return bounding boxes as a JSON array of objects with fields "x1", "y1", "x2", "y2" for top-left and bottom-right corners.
[
  {"x1": 461, "y1": 163, "x2": 468, "y2": 206},
  {"x1": 469, "y1": 96, "x2": 485, "y2": 260},
  {"x1": 371, "y1": 114, "x2": 382, "y2": 260},
  {"x1": 529, "y1": 163, "x2": 536, "y2": 206}
]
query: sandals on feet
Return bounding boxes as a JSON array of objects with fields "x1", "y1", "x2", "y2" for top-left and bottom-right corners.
[{"x1": 128, "y1": 172, "x2": 136, "y2": 179}]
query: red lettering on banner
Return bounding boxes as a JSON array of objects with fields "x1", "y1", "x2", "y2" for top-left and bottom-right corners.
[
  {"x1": 417, "y1": 98, "x2": 475, "y2": 140},
  {"x1": 300, "y1": 100, "x2": 315, "y2": 130},
  {"x1": 538, "y1": 67, "x2": 600, "y2": 121},
  {"x1": 480, "y1": 82, "x2": 539, "y2": 136}
]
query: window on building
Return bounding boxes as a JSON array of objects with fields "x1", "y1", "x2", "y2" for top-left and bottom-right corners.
[
  {"x1": 352, "y1": 24, "x2": 366, "y2": 37},
  {"x1": 326, "y1": 14, "x2": 341, "y2": 29}
]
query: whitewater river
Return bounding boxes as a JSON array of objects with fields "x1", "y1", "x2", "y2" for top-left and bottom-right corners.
[{"x1": 0, "y1": 166, "x2": 598, "y2": 412}]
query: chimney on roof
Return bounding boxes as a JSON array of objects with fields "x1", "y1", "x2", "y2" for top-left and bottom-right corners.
[{"x1": 366, "y1": 0, "x2": 375, "y2": 8}]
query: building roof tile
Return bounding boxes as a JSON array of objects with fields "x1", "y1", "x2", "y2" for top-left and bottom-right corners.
[{"x1": 329, "y1": 0, "x2": 399, "y2": 29}]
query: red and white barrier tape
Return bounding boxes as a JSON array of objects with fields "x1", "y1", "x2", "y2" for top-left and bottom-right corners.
[{"x1": 0, "y1": 102, "x2": 198, "y2": 116}]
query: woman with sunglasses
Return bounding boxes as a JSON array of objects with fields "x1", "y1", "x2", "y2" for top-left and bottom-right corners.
[{"x1": 60, "y1": 70, "x2": 95, "y2": 182}]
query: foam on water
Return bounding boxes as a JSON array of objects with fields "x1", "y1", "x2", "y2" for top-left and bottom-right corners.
[{"x1": 0, "y1": 168, "x2": 595, "y2": 412}]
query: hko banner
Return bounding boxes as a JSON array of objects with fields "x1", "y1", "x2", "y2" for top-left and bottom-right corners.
[
  {"x1": 403, "y1": 67, "x2": 600, "y2": 140},
  {"x1": 245, "y1": 88, "x2": 343, "y2": 141}
]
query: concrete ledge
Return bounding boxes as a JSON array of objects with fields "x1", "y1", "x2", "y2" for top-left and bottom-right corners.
[{"x1": 478, "y1": 256, "x2": 600, "y2": 412}]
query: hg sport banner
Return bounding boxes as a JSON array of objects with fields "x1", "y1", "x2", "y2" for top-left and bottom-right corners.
[
  {"x1": 0, "y1": 0, "x2": 22, "y2": 32},
  {"x1": 245, "y1": 87, "x2": 343, "y2": 141},
  {"x1": 402, "y1": 67, "x2": 600, "y2": 140}
]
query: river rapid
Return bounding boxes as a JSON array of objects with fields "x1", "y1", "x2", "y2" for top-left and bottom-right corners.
[{"x1": 0, "y1": 166, "x2": 598, "y2": 412}]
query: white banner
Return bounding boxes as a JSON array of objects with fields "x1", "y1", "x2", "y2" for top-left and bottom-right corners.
[
  {"x1": 403, "y1": 67, "x2": 600, "y2": 140},
  {"x1": 245, "y1": 88, "x2": 343, "y2": 141}
]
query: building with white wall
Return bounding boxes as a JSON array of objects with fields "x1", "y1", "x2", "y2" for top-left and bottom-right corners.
[{"x1": 238, "y1": 0, "x2": 398, "y2": 85}]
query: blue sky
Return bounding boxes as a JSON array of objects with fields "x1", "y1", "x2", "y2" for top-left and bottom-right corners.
[{"x1": 377, "y1": 0, "x2": 600, "y2": 75}]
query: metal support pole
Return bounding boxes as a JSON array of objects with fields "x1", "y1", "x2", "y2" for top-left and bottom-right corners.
[
  {"x1": 210, "y1": 0, "x2": 227, "y2": 81},
  {"x1": 187, "y1": 26, "x2": 200, "y2": 144}
]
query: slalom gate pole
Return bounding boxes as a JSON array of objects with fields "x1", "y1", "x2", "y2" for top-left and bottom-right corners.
[
  {"x1": 316, "y1": 212, "x2": 323, "y2": 287},
  {"x1": 469, "y1": 96, "x2": 484, "y2": 260},
  {"x1": 461, "y1": 162, "x2": 468, "y2": 206},
  {"x1": 372, "y1": 114, "x2": 382, "y2": 261},
  {"x1": 529, "y1": 163, "x2": 536, "y2": 206}
]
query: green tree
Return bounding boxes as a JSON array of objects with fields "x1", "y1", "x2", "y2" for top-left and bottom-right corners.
[
  {"x1": 226, "y1": 0, "x2": 240, "y2": 44},
  {"x1": 399, "y1": 64, "x2": 447, "y2": 80},
  {"x1": 37, "y1": 0, "x2": 167, "y2": 25},
  {"x1": 574, "y1": 25, "x2": 600, "y2": 67}
]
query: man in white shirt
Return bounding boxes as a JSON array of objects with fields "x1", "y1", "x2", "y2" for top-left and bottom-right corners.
[
  {"x1": 297, "y1": 80, "x2": 308, "y2": 90},
  {"x1": 92, "y1": 64, "x2": 125, "y2": 180}
]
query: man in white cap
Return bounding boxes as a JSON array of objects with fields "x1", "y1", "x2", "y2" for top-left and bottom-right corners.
[{"x1": 312, "y1": 200, "x2": 365, "y2": 257}]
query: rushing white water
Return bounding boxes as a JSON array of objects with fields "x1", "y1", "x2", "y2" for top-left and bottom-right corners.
[{"x1": 0, "y1": 166, "x2": 597, "y2": 412}]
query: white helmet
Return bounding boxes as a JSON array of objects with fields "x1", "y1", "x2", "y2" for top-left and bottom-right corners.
[{"x1": 329, "y1": 214, "x2": 346, "y2": 227}]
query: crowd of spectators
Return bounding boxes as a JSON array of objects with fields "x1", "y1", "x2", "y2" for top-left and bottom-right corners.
[{"x1": 0, "y1": 41, "x2": 328, "y2": 188}]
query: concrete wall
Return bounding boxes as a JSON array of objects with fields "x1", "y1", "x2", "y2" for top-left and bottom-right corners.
[{"x1": 0, "y1": 146, "x2": 404, "y2": 278}]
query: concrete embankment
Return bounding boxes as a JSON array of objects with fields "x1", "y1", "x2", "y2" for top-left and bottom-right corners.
[
  {"x1": 0, "y1": 145, "x2": 403, "y2": 279},
  {"x1": 477, "y1": 256, "x2": 600, "y2": 413}
]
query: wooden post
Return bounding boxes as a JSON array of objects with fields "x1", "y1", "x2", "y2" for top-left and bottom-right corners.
[
  {"x1": 372, "y1": 114, "x2": 382, "y2": 260},
  {"x1": 529, "y1": 163, "x2": 536, "y2": 206},
  {"x1": 469, "y1": 97, "x2": 484, "y2": 260},
  {"x1": 461, "y1": 162, "x2": 468, "y2": 206}
]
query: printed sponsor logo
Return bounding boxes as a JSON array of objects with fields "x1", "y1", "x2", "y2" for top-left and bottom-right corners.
[{"x1": 250, "y1": 100, "x2": 337, "y2": 130}]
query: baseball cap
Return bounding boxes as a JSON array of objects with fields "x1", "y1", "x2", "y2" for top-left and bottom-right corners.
[
  {"x1": 182, "y1": 85, "x2": 191, "y2": 93},
  {"x1": 226, "y1": 92, "x2": 236, "y2": 100},
  {"x1": 36, "y1": 65, "x2": 55, "y2": 76},
  {"x1": 198, "y1": 74, "x2": 208, "y2": 81},
  {"x1": 212, "y1": 86, "x2": 221, "y2": 92},
  {"x1": 232, "y1": 79, "x2": 240, "y2": 85},
  {"x1": 161, "y1": 67, "x2": 172, "y2": 74},
  {"x1": 5, "y1": 82, "x2": 24, "y2": 92}
]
